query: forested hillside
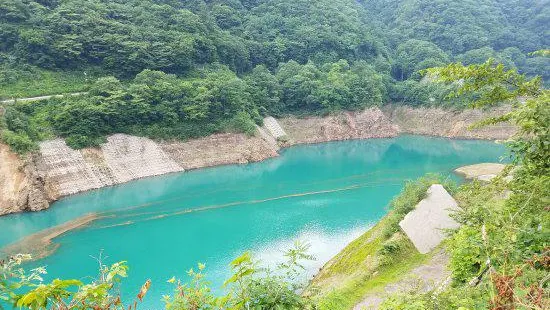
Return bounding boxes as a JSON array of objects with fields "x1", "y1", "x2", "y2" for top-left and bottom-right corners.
[{"x1": 1, "y1": 0, "x2": 548, "y2": 152}]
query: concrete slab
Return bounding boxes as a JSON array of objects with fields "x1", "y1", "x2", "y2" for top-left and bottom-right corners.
[
  {"x1": 263, "y1": 116, "x2": 287, "y2": 139},
  {"x1": 399, "y1": 184, "x2": 460, "y2": 254},
  {"x1": 455, "y1": 163, "x2": 506, "y2": 180}
]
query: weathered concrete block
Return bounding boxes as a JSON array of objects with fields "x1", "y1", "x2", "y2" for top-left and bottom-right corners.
[
  {"x1": 399, "y1": 184, "x2": 460, "y2": 254},
  {"x1": 454, "y1": 163, "x2": 506, "y2": 181},
  {"x1": 263, "y1": 116, "x2": 287, "y2": 139}
]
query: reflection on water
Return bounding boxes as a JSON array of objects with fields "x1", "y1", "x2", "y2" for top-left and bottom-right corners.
[{"x1": 254, "y1": 225, "x2": 368, "y2": 279}]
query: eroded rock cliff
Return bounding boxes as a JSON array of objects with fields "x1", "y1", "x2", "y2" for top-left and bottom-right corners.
[
  {"x1": 160, "y1": 133, "x2": 278, "y2": 170},
  {"x1": 0, "y1": 145, "x2": 49, "y2": 215},
  {"x1": 279, "y1": 108, "x2": 399, "y2": 145},
  {"x1": 1, "y1": 133, "x2": 279, "y2": 216},
  {"x1": 383, "y1": 105, "x2": 516, "y2": 139}
]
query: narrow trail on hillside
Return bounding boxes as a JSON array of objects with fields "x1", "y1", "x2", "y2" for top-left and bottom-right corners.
[{"x1": 0, "y1": 92, "x2": 87, "y2": 104}]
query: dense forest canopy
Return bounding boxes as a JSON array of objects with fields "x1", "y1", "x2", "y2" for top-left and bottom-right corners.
[
  {"x1": 0, "y1": 0, "x2": 548, "y2": 151},
  {"x1": 1, "y1": 0, "x2": 547, "y2": 77}
]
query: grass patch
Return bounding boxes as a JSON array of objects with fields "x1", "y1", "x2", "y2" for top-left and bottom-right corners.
[
  {"x1": 317, "y1": 245, "x2": 428, "y2": 310},
  {"x1": 311, "y1": 218, "x2": 430, "y2": 310}
]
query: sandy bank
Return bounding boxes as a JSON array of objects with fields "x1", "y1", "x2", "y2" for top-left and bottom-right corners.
[{"x1": 0, "y1": 213, "x2": 101, "y2": 260}]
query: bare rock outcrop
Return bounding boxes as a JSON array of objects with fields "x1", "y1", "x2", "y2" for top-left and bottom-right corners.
[
  {"x1": 18, "y1": 157, "x2": 50, "y2": 212},
  {"x1": 0, "y1": 144, "x2": 49, "y2": 215},
  {"x1": 279, "y1": 107, "x2": 399, "y2": 145},
  {"x1": 160, "y1": 133, "x2": 278, "y2": 170},
  {"x1": 455, "y1": 163, "x2": 508, "y2": 182},
  {"x1": 1, "y1": 143, "x2": 28, "y2": 215},
  {"x1": 383, "y1": 105, "x2": 517, "y2": 139}
]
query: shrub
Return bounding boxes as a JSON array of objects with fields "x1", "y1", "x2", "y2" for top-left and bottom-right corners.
[
  {"x1": 380, "y1": 286, "x2": 487, "y2": 310},
  {"x1": 377, "y1": 233, "x2": 407, "y2": 266},
  {"x1": 447, "y1": 226, "x2": 485, "y2": 283},
  {"x1": 165, "y1": 242, "x2": 314, "y2": 310},
  {"x1": 246, "y1": 276, "x2": 309, "y2": 309},
  {"x1": 224, "y1": 111, "x2": 257, "y2": 136},
  {"x1": 65, "y1": 134, "x2": 106, "y2": 149},
  {"x1": 0, "y1": 129, "x2": 37, "y2": 154}
]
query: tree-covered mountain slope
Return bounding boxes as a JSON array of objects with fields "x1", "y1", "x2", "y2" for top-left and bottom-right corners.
[
  {"x1": 0, "y1": 0, "x2": 548, "y2": 152},
  {"x1": 2, "y1": 0, "x2": 547, "y2": 80}
]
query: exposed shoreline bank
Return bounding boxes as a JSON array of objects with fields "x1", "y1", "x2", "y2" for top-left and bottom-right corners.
[{"x1": 0, "y1": 105, "x2": 515, "y2": 216}]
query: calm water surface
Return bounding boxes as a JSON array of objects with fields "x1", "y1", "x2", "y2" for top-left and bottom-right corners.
[{"x1": 0, "y1": 135, "x2": 507, "y2": 307}]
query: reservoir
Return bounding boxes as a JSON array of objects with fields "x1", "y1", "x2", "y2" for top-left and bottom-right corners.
[{"x1": 0, "y1": 135, "x2": 506, "y2": 307}]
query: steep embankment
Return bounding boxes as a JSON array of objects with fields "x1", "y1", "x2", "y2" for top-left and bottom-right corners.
[
  {"x1": 0, "y1": 133, "x2": 281, "y2": 216},
  {"x1": 0, "y1": 144, "x2": 27, "y2": 214},
  {"x1": 0, "y1": 144, "x2": 49, "y2": 214},
  {"x1": 0, "y1": 106, "x2": 515, "y2": 216},
  {"x1": 383, "y1": 104, "x2": 516, "y2": 140},
  {"x1": 280, "y1": 108, "x2": 399, "y2": 145},
  {"x1": 309, "y1": 180, "x2": 460, "y2": 310}
]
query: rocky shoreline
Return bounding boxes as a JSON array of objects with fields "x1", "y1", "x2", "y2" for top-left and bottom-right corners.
[{"x1": 0, "y1": 105, "x2": 516, "y2": 216}]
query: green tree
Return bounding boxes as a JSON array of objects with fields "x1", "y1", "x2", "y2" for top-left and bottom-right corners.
[
  {"x1": 245, "y1": 65, "x2": 282, "y2": 116},
  {"x1": 393, "y1": 39, "x2": 449, "y2": 81}
]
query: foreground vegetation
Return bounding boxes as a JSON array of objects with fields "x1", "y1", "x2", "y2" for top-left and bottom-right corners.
[
  {"x1": 376, "y1": 58, "x2": 549, "y2": 309},
  {"x1": 1, "y1": 243, "x2": 316, "y2": 310}
]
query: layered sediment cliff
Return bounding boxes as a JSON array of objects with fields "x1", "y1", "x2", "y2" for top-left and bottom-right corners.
[
  {"x1": 0, "y1": 106, "x2": 515, "y2": 216},
  {"x1": 159, "y1": 133, "x2": 278, "y2": 170},
  {"x1": 0, "y1": 144, "x2": 49, "y2": 214},
  {"x1": 383, "y1": 104, "x2": 516, "y2": 140},
  {"x1": 0, "y1": 133, "x2": 280, "y2": 215},
  {"x1": 279, "y1": 108, "x2": 399, "y2": 145}
]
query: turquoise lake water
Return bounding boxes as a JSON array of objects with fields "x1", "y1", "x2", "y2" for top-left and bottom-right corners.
[{"x1": 0, "y1": 135, "x2": 507, "y2": 307}]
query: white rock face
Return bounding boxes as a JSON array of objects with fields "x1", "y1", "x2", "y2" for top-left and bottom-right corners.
[
  {"x1": 31, "y1": 132, "x2": 278, "y2": 205},
  {"x1": 256, "y1": 126, "x2": 280, "y2": 150},
  {"x1": 38, "y1": 135, "x2": 184, "y2": 198},
  {"x1": 101, "y1": 134, "x2": 183, "y2": 183},
  {"x1": 399, "y1": 184, "x2": 461, "y2": 254},
  {"x1": 39, "y1": 139, "x2": 104, "y2": 196}
]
